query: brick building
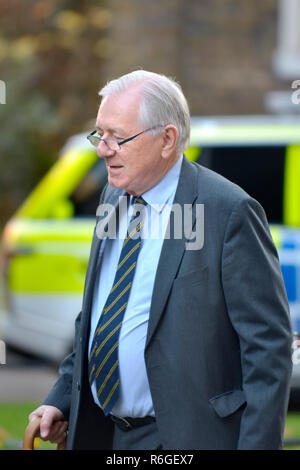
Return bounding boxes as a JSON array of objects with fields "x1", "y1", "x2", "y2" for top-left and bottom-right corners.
[{"x1": 102, "y1": 0, "x2": 299, "y2": 116}]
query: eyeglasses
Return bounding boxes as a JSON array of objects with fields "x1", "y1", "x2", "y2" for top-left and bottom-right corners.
[{"x1": 87, "y1": 125, "x2": 164, "y2": 151}]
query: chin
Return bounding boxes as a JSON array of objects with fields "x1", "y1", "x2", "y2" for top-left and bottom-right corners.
[
  {"x1": 108, "y1": 176, "x2": 120, "y2": 187},
  {"x1": 108, "y1": 176, "x2": 127, "y2": 191}
]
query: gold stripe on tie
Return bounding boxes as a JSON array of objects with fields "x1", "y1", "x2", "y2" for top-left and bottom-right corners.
[
  {"x1": 89, "y1": 341, "x2": 98, "y2": 363},
  {"x1": 102, "y1": 379, "x2": 120, "y2": 411},
  {"x1": 95, "y1": 302, "x2": 127, "y2": 337},
  {"x1": 89, "y1": 363, "x2": 95, "y2": 383},
  {"x1": 109, "y1": 262, "x2": 136, "y2": 295},
  {"x1": 117, "y1": 242, "x2": 141, "y2": 271},
  {"x1": 123, "y1": 222, "x2": 143, "y2": 248},
  {"x1": 103, "y1": 282, "x2": 132, "y2": 315},
  {"x1": 128, "y1": 222, "x2": 142, "y2": 239},
  {"x1": 95, "y1": 340, "x2": 119, "y2": 379},
  {"x1": 95, "y1": 321, "x2": 122, "y2": 357},
  {"x1": 135, "y1": 197, "x2": 144, "y2": 204},
  {"x1": 97, "y1": 359, "x2": 119, "y2": 398}
]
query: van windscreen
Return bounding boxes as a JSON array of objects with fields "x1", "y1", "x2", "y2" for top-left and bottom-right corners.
[{"x1": 197, "y1": 146, "x2": 285, "y2": 224}]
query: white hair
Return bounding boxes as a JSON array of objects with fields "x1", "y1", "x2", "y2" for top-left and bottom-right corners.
[{"x1": 99, "y1": 70, "x2": 190, "y2": 154}]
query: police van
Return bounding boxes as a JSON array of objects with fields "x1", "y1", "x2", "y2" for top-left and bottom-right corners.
[{"x1": 1, "y1": 115, "x2": 300, "y2": 389}]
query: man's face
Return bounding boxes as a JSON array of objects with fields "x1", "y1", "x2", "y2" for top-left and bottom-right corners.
[{"x1": 95, "y1": 86, "x2": 170, "y2": 196}]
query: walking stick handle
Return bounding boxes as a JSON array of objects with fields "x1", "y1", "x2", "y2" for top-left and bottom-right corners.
[{"x1": 22, "y1": 416, "x2": 66, "y2": 450}]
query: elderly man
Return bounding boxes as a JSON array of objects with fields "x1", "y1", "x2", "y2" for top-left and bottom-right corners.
[{"x1": 29, "y1": 70, "x2": 292, "y2": 450}]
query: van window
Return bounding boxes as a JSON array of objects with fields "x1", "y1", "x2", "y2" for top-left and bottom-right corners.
[
  {"x1": 197, "y1": 146, "x2": 285, "y2": 224},
  {"x1": 70, "y1": 159, "x2": 108, "y2": 217}
]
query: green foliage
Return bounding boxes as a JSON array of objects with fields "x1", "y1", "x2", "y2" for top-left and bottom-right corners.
[
  {"x1": 0, "y1": 0, "x2": 111, "y2": 226},
  {"x1": 0, "y1": 401, "x2": 299, "y2": 450},
  {"x1": 0, "y1": 401, "x2": 56, "y2": 449},
  {"x1": 283, "y1": 412, "x2": 300, "y2": 450}
]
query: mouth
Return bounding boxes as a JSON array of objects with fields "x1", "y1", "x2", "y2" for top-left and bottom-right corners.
[{"x1": 107, "y1": 164, "x2": 124, "y2": 174}]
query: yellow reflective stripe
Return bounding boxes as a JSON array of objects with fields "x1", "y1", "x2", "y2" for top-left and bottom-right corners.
[
  {"x1": 283, "y1": 145, "x2": 300, "y2": 227},
  {"x1": 184, "y1": 146, "x2": 201, "y2": 162},
  {"x1": 16, "y1": 149, "x2": 97, "y2": 218},
  {"x1": 269, "y1": 225, "x2": 282, "y2": 250},
  {"x1": 9, "y1": 253, "x2": 87, "y2": 294}
]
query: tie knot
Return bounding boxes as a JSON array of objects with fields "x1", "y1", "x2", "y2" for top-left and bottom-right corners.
[
  {"x1": 132, "y1": 196, "x2": 147, "y2": 206},
  {"x1": 130, "y1": 196, "x2": 147, "y2": 223}
]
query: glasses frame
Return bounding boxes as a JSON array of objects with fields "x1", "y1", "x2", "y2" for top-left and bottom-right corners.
[{"x1": 87, "y1": 125, "x2": 164, "y2": 151}]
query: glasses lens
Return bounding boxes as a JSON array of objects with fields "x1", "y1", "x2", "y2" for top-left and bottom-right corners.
[
  {"x1": 88, "y1": 135, "x2": 100, "y2": 147},
  {"x1": 87, "y1": 134, "x2": 120, "y2": 150},
  {"x1": 106, "y1": 139, "x2": 120, "y2": 151}
]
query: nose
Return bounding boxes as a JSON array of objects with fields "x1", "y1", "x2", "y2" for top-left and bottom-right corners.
[{"x1": 97, "y1": 139, "x2": 116, "y2": 158}]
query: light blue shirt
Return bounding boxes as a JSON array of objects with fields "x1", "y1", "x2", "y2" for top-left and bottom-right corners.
[{"x1": 89, "y1": 155, "x2": 183, "y2": 417}]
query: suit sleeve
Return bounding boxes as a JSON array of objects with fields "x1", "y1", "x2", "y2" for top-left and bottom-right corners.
[
  {"x1": 42, "y1": 311, "x2": 82, "y2": 419},
  {"x1": 222, "y1": 196, "x2": 293, "y2": 449}
]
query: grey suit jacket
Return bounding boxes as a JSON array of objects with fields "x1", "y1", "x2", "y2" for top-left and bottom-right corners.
[{"x1": 44, "y1": 156, "x2": 293, "y2": 449}]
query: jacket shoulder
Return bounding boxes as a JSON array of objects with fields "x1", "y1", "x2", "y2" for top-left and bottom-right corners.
[{"x1": 191, "y1": 161, "x2": 254, "y2": 207}]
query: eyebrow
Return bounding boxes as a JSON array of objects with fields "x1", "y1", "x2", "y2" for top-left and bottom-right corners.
[{"x1": 95, "y1": 125, "x2": 126, "y2": 135}]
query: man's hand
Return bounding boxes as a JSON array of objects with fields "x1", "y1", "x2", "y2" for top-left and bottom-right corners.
[{"x1": 29, "y1": 405, "x2": 68, "y2": 445}]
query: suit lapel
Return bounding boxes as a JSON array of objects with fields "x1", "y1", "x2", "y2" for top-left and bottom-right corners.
[{"x1": 145, "y1": 157, "x2": 199, "y2": 349}]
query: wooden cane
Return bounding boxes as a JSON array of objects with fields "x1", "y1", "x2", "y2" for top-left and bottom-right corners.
[{"x1": 22, "y1": 416, "x2": 66, "y2": 450}]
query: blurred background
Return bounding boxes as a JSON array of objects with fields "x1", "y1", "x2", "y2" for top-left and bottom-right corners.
[
  {"x1": 0, "y1": 0, "x2": 299, "y2": 227},
  {"x1": 0, "y1": 0, "x2": 300, "y2": 449}
]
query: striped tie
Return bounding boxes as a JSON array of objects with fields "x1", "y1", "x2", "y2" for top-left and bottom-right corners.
[{"x1": 88, "y1": 195, "x2": 147, "y2": 415}]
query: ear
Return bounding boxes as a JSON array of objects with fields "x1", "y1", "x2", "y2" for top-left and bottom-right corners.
[{"x1": 161, "y1": 125, "x2": 179, "y2": 159}]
